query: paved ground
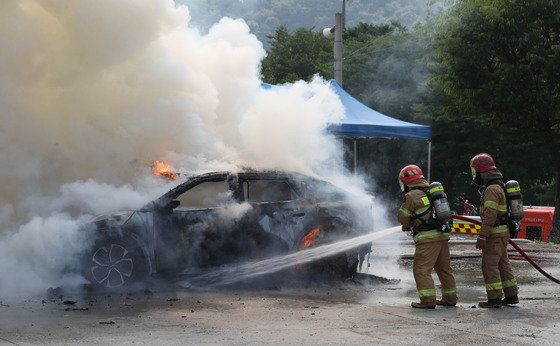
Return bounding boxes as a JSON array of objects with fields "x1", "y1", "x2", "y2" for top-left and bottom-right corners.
[{"x1": 1, "y1": 239, "x2": 560, "y2": 345}]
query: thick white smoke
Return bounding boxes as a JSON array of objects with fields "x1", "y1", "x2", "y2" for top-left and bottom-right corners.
[{"x1": 0, "y1": 0, "x2": 354, "y2": 296}]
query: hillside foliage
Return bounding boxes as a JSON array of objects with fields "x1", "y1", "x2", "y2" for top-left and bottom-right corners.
[{"x1": 259, "y1": 1, "x2": 559, "y2": 228}]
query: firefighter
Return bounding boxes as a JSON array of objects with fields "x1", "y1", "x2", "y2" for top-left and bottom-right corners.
[
  {"x1": 397, "y1": 164, "x2": 457, "y2": 309},
  {"x1": 470, "y1": 153, "x2": 519, "y2": 308}
]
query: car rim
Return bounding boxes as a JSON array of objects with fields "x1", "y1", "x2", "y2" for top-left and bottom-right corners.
[{"x1": 90, "y1": 243, "x2": 134, "y2": 287}]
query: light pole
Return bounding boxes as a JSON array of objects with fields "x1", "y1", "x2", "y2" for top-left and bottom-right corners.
[
  {"x1": 334, "y1": 12, "x2": 343, "y2": 86},
  {"x1": 324, "y1": 8, "x2": 353, "y2": 172},
  {"x1": 322, "y1": 13, "x2": 343, "y2": 86},
  {"x1": 342, "y1": 0, "x2": 346, "y2": 30}
]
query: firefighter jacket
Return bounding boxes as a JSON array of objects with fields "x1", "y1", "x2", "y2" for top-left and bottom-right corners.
[
  {"x1": 479, "y1": 169, "x2": 509, "y2": 239},
  {"x1": 398, "y1": 178, "x2": 450, "y2": 244}
]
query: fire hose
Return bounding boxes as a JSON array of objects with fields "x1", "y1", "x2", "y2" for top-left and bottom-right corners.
[{"x1": 453, "y1": 214, "x2": 560, "y2": 284}]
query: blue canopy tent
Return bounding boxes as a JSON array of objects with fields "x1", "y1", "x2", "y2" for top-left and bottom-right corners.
[
  {"x1": 326, "y1": 80, "x2": 431, "y2": 139},
  {"x1": 261, "y1": 79, "x2": 433, "y2": 179},
  {"x1": 325, "y1": 80, "x2": 432, "y2": 180}
]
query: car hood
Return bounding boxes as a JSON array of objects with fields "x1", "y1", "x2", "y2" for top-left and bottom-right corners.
[{"x1": 91, "y1": 211, "x2": 135, "y2": 229}]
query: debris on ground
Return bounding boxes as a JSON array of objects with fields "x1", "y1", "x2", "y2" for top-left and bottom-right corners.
[{"x1": 65, "y1": 308, "x2": 89, "y2": 311}]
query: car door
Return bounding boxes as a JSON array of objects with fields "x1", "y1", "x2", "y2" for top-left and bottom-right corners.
[
  {"x1": 153, "y1": 177, "x2": 237, "y2": 271},
  {"x1": 241, "y1": 178, "x2": 318, "y2": 250}
]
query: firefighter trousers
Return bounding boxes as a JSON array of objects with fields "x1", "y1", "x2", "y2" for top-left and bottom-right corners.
[
  {"x1": 413, "y1": 239, "x2": 457, "y2": 306},
  {"x1": 481, "y1": 237, "x2": 518, "y2": 300}
]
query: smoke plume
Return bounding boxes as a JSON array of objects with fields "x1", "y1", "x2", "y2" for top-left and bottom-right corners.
[{"x1": 0, "y1": 0, "x2": 359, "y2": 296}]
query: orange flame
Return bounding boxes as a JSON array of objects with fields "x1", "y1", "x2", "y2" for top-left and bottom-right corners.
[
  {"x1": 296, "y1": 228, "x2": 322, "y2": 270},
  {"x1": 152, "y1": 160, "x2": 178, "y2": 180},
  {"x1": 299, "y1": 228, "x2": 321, "y2": 250}
]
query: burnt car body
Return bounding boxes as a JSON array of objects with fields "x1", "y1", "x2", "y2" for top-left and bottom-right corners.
[{"x1": 83, "y1": 171, "x2": 373, "y2": 290}]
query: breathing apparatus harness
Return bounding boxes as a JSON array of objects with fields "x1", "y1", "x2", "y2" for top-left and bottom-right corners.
[
  {"x1": 479, "y1": 179, "x2": 524, "y2": 238},
  {"x1": 407, "y1": 182, "x2": 453, "y2": 234}
]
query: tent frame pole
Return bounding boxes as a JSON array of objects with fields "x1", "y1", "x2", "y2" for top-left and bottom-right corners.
[
  {"x1": 353, "y1": 138, "x2": 357, "y2": 174},
  {"x1": 427, "y1": 140, "x2": 432, "y2": 182}
]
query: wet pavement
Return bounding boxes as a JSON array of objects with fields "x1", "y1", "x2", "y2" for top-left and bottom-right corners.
[{"x1": 1, "y1": 237, "x2": 560, "y2": 345}]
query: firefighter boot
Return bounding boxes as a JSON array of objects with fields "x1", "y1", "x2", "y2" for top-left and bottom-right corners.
[
  {"x1": 502, "y1": 295, "x2": 519, "y2": 306},
  {"x1": 436, "y1": 299, "x2": 456, "y2": 307},
  {"x1": 411, "y1": 302, "x2": 436, "y2": 309},
  {"x1": 478, "y1": 298, "x2": 502, "y2": 308}
]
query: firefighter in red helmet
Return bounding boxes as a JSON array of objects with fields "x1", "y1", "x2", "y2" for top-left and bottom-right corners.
[
  {"x1": 397, "y1": 164, "x2": 457, "y2": 309},
  {"x1": 470, "y1": 153, "x2": 519, "y2": 308}
]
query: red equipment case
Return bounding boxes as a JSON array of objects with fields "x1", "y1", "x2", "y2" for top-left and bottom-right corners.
[{"x1": 518, "y1": 207, "x2": 554, "y2": 243}]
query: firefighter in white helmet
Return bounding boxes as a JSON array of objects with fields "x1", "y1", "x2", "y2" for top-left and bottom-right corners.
[{"x1": 397, "y1": 164, "x2": 457, "y2": 309}]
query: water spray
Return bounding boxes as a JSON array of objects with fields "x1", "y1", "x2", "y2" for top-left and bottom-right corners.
[{"x1": 180, "y1": 226, "x2": 401, "y2": 288}]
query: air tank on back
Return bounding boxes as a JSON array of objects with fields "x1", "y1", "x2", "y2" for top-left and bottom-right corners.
[
  {"x1": 428, "y1": 182, "x2": 452, "y2": 224},
  {"x1": 505, "y1": 180, "x2": 524, "y2": 221}
]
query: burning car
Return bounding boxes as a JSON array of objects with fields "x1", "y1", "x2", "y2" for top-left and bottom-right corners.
[{"x1": 82, "y1": 170, "x2": 373, "y2": 290}]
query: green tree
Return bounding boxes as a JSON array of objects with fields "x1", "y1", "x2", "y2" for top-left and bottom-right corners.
[
  {"x1": 261, "y1": 22, "x2": 434, "y2": 201},
  {"x1": 428, "y1": 0, "x2": 560, "y2": 240},
  {"x1": 260, "y1": 25, "x2": 332, "y2": 84},
  {"x1": 179, "y1": 0, "x2": 431, "y2": 46},
  {"x1": 343, "y1": 22, "x2": 434, "y2": 200}
]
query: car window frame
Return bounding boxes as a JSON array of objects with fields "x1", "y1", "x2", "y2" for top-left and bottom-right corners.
[
  {"x1": 242, "y1": 178, "x2": 299, "y2": 203},
  {"x1": 153, "y1": 173, "x2": 241, "y2": 212},
  {"x1": 173, "y1": 179, "x2": 233, "y2": 210}
]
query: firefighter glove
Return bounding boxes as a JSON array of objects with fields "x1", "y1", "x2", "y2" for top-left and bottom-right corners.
[{"x1": 476, "y1": 235, "x2": 486, "y2": 250}]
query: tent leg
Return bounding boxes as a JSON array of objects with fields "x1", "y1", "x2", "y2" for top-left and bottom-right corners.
[
  {"x1": 354, "y1": 138, "x2": 357, "y2": 174},
  {"x1": 427, "y1": 141, "x2": 432, "y2": 182}
]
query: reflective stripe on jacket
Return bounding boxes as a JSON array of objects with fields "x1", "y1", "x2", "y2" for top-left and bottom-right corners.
[
  {"x1": 397, "y1": 178, "x2": 449, "y2": 244},
  {"x1": 480, "y1": 183, "x2": 508, "y2": 238},
  {"x1": 413, "y1": 229, "x2": 447, "y2": 243}
]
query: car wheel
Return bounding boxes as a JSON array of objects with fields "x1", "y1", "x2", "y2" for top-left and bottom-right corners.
[{"x1": 84, "y1": 237, "x2": 149, "y2": 291}]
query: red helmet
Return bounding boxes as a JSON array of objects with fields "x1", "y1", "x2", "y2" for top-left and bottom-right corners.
[
  {"x1": 399, "y1": 164, "x2": 424, "y2": 183},
  {"x1": 470, "y1": 153, "x2": 496, "y2": 173}
]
